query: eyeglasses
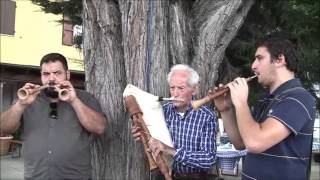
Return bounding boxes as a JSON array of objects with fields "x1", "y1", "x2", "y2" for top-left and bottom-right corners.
[{"x1": 49, "y1": 102, "x2": 58, "y2": 119}]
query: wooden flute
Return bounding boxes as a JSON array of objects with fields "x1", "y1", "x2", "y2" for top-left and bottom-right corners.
[
  {"x1": 17, "y1": 84, "x2": 70, "y2": 100},
  {"x1": 58, "y1": 88, "x2": 70, "y2": 100},
  {"x1": 191, "y1": 75, "x2": 257, "y2": 109},
  {"x1": 17, "y1": 85, "x2": 49, "y2": 100},
  {"x1": 124, "y1": 95, "x2": 172, "y2": 180}
]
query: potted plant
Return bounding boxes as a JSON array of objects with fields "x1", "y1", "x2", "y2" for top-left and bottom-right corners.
[{"x1": 0, "y1": 132, "x2": 13, "y2": 156}]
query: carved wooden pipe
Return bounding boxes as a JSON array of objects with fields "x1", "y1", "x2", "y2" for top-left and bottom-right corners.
[
  {"x1": 17, "y1": 85, "x2": 49, "y2": 100},
  {"x1": 192, "y1": 75, "x2": 257, "y2": 109},
  {"x1": 58, "y1": 88, "x2": 69, "y2": 100},
  {"x1": 124, "y1": 95, "x2": 172, "y2": 180}
]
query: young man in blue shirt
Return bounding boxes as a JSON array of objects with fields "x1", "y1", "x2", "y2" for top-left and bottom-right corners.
[
  {"x1": 214, "y1": 35, "x2": 316, "y2": 180},
  {"x1": 133, "y1": 64, "x2": 217, "y2": 180}
]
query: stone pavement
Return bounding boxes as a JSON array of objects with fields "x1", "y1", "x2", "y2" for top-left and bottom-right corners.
[
  {"x1": 0, "y1": 153, "x2": 319, "y2": 180},
  {"x1": 0, "y1": 155, "x2": 23, "y2": 180}
]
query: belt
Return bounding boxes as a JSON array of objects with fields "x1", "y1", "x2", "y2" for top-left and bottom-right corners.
[{"x1": 173, "y1": 172, "x2": 209, "y2": 180}]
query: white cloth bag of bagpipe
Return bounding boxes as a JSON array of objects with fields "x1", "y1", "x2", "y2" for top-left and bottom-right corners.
[{"x1": 123, "y1": 84, "x2": 174, "y2": 148}]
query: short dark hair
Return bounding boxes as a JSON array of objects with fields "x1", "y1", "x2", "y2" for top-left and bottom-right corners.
[
  {"x1": 256, "y1": 33, "x2": 298, "y2": 72},
  {"x1": 40, "y1": 53, "x2": 68, "y2": 70}
]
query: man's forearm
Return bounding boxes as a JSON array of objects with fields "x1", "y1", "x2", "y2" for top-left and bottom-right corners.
[
  {"x1": 234, "y1": 104, "x2": 261, "y2": 150},
  {"x1": 220, "y1": 109, "x2": 245, "y2": 149},
  {"x1": 164, "y1": 145, "x2": 176, "y2": 156},
  {"x1": 0, "y1": 102, "x2": 25, "y2": 134},
  {"x1": 174, "y1": 148, "x2": 215, "y2": 169},
  {"x1": 71, "y1": 98, "x2": 106, "y2": 135}
]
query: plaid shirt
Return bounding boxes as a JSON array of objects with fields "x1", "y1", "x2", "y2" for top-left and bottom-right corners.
[{"x1": 163, "y1": 102, "x2": 217, "y2": 173}]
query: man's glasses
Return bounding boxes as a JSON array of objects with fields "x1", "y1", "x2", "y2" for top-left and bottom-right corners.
[{"x1": 49, "y1": 102, "x2": 58, "y2": 119}]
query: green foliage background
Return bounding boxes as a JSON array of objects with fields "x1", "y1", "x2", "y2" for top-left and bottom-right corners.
[{"x1": 223, "y1": 0, "x2": 320, "y2": 107}]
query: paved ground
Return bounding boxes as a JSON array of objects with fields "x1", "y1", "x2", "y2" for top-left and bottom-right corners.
[
  {"x1": 0, "y1": 155, "x2": 23, "y2": 180},
  {"x1": 1, "y1": 153, "x2": 319, "y2": 180}
]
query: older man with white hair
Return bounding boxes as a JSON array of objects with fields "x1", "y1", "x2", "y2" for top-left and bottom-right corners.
[{"x1": 133, "y1": 64, "x2": 217, "y2": 180}]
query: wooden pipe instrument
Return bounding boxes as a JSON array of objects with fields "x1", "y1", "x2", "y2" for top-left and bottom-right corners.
[
  {"x1": 17, "y1": 85, "x2": 49, "y2": 100},
  {"x1": 124, "y1": 95, "x2": 172, "y2": 180},
  {"x1": 58, "y1": 88, "x2": 70, "y2": 100},
  {"x1": 17, "y1": 84, "x2": 70, "y2": 100},
  {"x1": 191, "y1": 75, "x2": 257, "y2": 109}
]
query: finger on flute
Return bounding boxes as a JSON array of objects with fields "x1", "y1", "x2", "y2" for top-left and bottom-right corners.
[
  {"x1": 17, "y1": 84, "x2": 49, "y2": 100},
  {"x1": 191, "y1": 75, "x2": 257, "y2": 109}
]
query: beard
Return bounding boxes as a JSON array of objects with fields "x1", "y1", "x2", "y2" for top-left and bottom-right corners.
[{"x1": 44, "y1": 86, "x2": 59, "y2": 99}]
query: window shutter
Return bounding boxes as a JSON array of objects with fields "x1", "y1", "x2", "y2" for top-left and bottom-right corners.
[
  {"x1": 62, "y1": 17, "x2": 73, "y2": 46},
  {"x1": 0, "y1": 0, "x2": 16, "y2": 35}
]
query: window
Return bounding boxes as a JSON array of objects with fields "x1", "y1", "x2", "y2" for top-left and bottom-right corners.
[
  {"x1": 0, "y1": 0, "x2": 16, "y2": 35},
  {"x1": 62, "y1": 16, "x2": 73, "y2": 46}
]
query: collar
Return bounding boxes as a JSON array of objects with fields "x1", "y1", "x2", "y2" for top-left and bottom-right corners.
[{"x1": 270, "y1": 78, "x2": 302, "y2": 97}]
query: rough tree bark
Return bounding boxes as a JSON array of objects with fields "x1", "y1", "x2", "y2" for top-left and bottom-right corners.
[
  {"x1": 191, "y1": 0, "x2": 255, "y2": 96},
  {"x1": 82, "y1": 0, "x2": 254, "y2": 179}
]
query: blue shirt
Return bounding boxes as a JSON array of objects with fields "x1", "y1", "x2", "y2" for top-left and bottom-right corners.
[
  {"x1": 243, "y1": 79, "x2": 316, "y2": 180},
  {"x1": 163, "y1": 102, "x2": 217, "y2": 173}
]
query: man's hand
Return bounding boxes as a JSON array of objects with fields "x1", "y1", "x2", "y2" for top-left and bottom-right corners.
[
  {"x1": 148, "y1": 137, "x2": 176, "y2": 157},
  {"x1": 227, "y1": 77, "x2": 249, "y2": 108},
  {"x1": 131, "y1": 125, "x2": 142, "y2": 141},
  {"x1": 58, "y1": 81, "x2": 77, "y2": 102},
  {"x1": 211, "y1": 84, "x2": 232, "y2": 113},
  {"x1": 18, "y1": 83, "x2": 41, "y2": 106}
]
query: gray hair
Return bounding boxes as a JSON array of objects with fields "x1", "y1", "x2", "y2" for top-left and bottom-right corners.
[{"x1": 167, "y1": 64, "x2": 200, "y2": 86}]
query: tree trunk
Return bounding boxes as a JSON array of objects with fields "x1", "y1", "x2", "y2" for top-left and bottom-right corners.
[
  {"x1": 82, "y1": 0, "x2": 254, "y2": 179},
  {"x1": 191, "y1": 0, "x2": 255, "y2": 96}
]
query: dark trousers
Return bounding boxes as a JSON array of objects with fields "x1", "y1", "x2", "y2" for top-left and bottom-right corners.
[
  {"x1": 172, "y1": 172, "x2": 217, "y2": 180},
  {"x1": 151, "y1": 170, "x2": 217, "y2": 180},
  {"x1": 173, "y1": 176, "x2": 217, "y2": 180}
]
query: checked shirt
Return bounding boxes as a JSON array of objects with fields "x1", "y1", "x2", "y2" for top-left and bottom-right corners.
[{"x1": 163, "y1": 102, "x2": 217, "y2": 174}]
